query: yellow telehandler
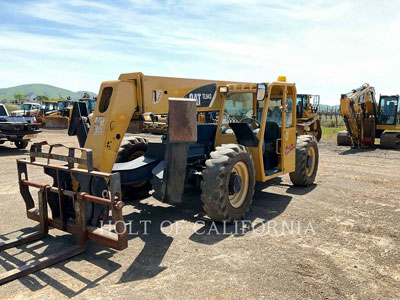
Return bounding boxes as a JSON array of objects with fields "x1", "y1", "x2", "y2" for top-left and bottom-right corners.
[{"x1": 0, "y1": 73, "x2": 319, "y2": 283}]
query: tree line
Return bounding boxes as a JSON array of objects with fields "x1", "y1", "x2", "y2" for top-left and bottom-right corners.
[{"x1": 8, "y1": 94, "x2": 58, "y2": 104}]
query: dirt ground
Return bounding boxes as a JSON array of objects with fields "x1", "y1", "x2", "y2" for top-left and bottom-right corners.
[{"x1": 0, "y1": 130, "x2": 399, "y2": 299}]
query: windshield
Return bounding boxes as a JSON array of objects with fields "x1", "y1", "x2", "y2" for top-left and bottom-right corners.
[
  {"x1": 21, "y1": 104, "x2": 32, "y2": 110},
  {"x1": 222, "y1": 93, "x2": 253, "y2": 124},
  {"x1": 41, "y1": 102, "x2": 58, "y2": 111},
  {"x1": 58, "y1": 102, "x2": 66, "y2": 110},
  {"x1": 89, "y1": 99, "x2": 96, "y2": 111}
]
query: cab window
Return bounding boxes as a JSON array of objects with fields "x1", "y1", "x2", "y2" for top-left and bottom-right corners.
[
  {"x1": 0, "y1": 105, "x2": 7, "y2": 116},
  {"x1": 267, "y1": 98, "x2": 282, "y2": 126},
  {"x1": 222, "y1": 93, "x2": 253, "y2": 124},
  {"x1": 296, "y1": 95, "x2": 307, "y2": 118},
  {"x1": 58, "y1": 102, "x2": 65, "y2": 110},
  {"x1": 286, "y1": 97, "x2": 293, "y2": 127},
  {"x1": 378, "y1": 96, "x2": 398, "y2": 125},
  {"x1": 296, "y1": 95, "x2": 303, "y2": 118}
]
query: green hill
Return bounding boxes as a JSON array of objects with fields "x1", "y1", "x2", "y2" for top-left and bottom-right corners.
[{"x1": 0, "y1": 84, "x2": 96, "y2": 102}]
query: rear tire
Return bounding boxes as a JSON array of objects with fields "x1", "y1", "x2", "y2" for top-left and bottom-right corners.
[
  {"x1": 116, "y1": 137, "x2": 152, "y2": 200},
  {"x1": 201, "y1": 144, "x2": 255, "y2": 223},
  {"x1": 289, "y1": 135, "x2": 318, "y2": 186},
  {"x1": 15, "y1": 141, "x2": 28, "y2": 149}
]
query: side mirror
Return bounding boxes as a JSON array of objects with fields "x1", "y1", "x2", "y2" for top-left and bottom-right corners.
[{"x1": 256, "y1": 83, "x2": 267, "y2": 101}]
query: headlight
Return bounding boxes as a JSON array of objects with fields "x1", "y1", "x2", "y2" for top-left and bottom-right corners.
[{"x1": 219, "y1": 86, "x2": 228, "y2": 93}]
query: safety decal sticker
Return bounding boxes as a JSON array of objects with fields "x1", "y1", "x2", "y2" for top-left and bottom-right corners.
[
  {"x1": 93, "y1": 116, "x2": 105, "y2": 135},
  {"x1": 285, "y1": 143, "x2": 295, "y2": 155}
]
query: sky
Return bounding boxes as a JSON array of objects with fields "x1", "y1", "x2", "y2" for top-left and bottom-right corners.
[{"x1": 0, "y1": 0, "x2": 400, "y2": 104}]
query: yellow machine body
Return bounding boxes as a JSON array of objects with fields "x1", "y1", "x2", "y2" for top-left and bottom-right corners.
[
  {"x1": 84, "y1": 75, "x2": 301, "y2": 183},
  {"x1": 84, "y1": 80, "x2": 137, "y2": 173},
  {"x1": 339, "y1": 84, "x2": 400, "y2": 148}
]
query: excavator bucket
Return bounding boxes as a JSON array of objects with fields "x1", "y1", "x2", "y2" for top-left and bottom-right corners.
[
  {"x1": 44, "y1": 116, "x2": 70, "y2": 129},
  {"x1": 0, "y1": 142, "x2": 127, "y2": 284}
]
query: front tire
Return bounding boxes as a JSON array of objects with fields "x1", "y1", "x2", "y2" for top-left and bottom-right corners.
[
  {"x1": 289, "y1": 135, "x2": 318, "y2": 186},
  {"x1": 201, "y1": 144, "x2": 255, "y2": 222},
  {"x1": 116, "y1": 137, "x2": 152, "y2": 200}
]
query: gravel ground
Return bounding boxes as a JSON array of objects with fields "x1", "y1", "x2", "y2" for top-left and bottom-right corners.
[{"x1": 0, "y1": 130, "x2": 399, "y2": 299}]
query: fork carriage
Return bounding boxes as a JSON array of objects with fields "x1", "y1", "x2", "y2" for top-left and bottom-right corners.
[{"x1": 0, "y1": 142, "x2": 127, "y2": 284}]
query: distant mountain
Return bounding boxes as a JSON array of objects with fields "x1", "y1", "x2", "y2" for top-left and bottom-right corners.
[{"x1": 0, "y1": 84, "x2": 96, "y2": 102}]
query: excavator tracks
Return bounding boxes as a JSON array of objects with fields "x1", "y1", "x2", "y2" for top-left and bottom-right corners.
[{"x1": 380, "y1": 132, "x2": 400, "y2": 149}]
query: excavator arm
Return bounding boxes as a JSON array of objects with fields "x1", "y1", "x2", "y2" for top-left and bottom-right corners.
[{"x1": 339, "y1": 83, "x2": 377, "y2": 148}]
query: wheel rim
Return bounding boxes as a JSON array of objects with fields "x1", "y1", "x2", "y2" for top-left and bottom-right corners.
[
  {"x1": 228, "y1": 161, "x2": 249, "y2": 208},
  {"x1": 128, "y1": 150, "x2": 147, "y2": 188},
  {"x1": 306, "y1": 147, "x2": 316, "y2": 177}
]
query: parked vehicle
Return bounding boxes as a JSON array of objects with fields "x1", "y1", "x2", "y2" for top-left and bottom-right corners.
[
  {"x1": 0, "y1": 104, "x2": 41, "y2": 149},
  {"x1": 10, "y1": 102, "x2": 41, "y2": 117}
]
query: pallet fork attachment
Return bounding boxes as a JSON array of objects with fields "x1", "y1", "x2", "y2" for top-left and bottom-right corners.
[{"x1": 0, "y1": 142, "x2": 127, "y2": 285}]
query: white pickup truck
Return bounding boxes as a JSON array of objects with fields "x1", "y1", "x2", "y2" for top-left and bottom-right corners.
[{"x1": 0, "y1": 104, "x2": 41, "y2": 149}]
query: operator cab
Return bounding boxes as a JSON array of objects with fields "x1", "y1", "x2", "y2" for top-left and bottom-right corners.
[
  {"x1": 377, "y1": 95, "x2": 399, "y2": 126},
  {"x1": 296, "y1": 94, "x2": 320, "y2": 119},
  {"x1": 40, "y1": 101, "x2": 58, "y2": 114},
  {"x1": 296, "y1": 94, "x2": 308, "y2": 118},
  {"x1": 216, "y1": 79, "x2": 296, "y2": 181}
]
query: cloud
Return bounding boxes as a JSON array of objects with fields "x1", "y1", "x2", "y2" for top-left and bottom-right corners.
[{"x1": 0, "y1": 0, "x2": 399, "y2": 103}]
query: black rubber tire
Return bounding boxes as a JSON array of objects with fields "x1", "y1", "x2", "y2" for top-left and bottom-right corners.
[
  {"x1": 337, "y1": 130, "x2": 352, "y2": 146},
  {"x1": 15, "y1": 141, "x2": 28, "y2": 149},
  {"x1": 289, "y1": 135, "x2": 319, "y2": 186},
  {"x1": 201, "y1": 144, "x2": 255, "y2": 223},
  {"x1": 116, "y1": 137, "x2": 152, "y2": 200},
  {"x1": 116, "y1": 137, "x2": 148, "y2": 162}
]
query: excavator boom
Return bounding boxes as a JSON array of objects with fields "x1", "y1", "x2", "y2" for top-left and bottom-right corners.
[
  {"x1": 338, "y1": 84, "x2": 400, "y2": 148},
  {"x1": 339, "y1": 83, "x2": 377, "y2": 148}
]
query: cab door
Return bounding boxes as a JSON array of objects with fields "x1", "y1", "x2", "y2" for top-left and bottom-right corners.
[{"x1": 281, "y1": 87, "x2": 296, "y2": 174}]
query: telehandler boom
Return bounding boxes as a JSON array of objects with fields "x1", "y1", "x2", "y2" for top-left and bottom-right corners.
[
  {"x1": 132, "y1": 74, "x2": 323, "y2": 142},
  {"x1": 0, "y1": 73, "x2": 319, "y2": 283}
]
